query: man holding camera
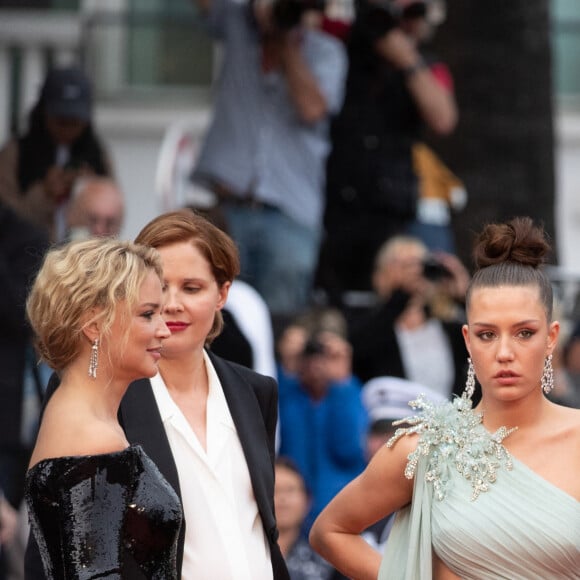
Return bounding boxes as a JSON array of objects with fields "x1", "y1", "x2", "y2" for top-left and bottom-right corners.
[
  {"x1": 318, "y1": 0, "x2": 458, "y2": 304},
  {"x1": 191, "y1": 0, "x2": 347, "y2": 318},
  {"x1": 348, "y1": 235, "x2": 470, "y2": 401}
]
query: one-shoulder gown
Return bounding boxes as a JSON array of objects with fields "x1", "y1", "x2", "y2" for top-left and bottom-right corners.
[{"x1": 379, "y1": 396, "x2": 580, "y2": 579}]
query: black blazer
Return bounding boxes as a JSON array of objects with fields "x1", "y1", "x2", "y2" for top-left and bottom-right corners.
[{"x1": 25, "y1": 351, "x2": 290, "y2": 580}]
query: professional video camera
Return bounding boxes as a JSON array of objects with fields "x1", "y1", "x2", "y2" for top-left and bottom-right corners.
[{"x1": 272, "y1": 0, "x2": 327, "y2": 30}]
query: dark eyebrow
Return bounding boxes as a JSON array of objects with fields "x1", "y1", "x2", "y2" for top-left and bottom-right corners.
[{"x1": 471, "y1": 319, "x2": 540, "y2": 329}]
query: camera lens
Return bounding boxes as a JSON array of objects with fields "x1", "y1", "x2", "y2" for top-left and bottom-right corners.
[{"x1": 422, "y1": 257, "x2": 449, "y2": 280}]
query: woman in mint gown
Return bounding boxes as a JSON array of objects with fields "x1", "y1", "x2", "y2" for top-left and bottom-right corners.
[{"x1": 310, "y1": 216, "x2": 580, "y2": 579}]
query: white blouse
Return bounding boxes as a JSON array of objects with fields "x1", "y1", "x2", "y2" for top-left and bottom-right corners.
[{"x1": 150, "y1": 351, "x2": 273, "y2": 580}]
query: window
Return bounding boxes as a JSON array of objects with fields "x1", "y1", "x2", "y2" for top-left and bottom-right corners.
[
  {"x1": 83, "y1": 0, "x2": 214, "y2": 98},
  {"x1": 552, "y1": 0, "x2": 580, "y2": 103}
]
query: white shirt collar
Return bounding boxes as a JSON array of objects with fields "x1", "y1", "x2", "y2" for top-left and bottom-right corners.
[{"x1": 150, "y1": 350, "x2": 235, "y2": 431}]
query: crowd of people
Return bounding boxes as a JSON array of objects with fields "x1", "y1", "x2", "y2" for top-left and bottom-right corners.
[{"x1": 0, "y1": 0, "x2": 579, "y2": 579}]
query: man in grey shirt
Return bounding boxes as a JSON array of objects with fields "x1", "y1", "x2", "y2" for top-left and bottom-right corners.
[{"x1": 192, "y1": 0, "x2": 347, "y2": 317}]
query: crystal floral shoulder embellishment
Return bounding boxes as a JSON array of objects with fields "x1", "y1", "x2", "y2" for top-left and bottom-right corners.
[{"x1": 386, "y1": 394, "x2": 517, "y2": 501}]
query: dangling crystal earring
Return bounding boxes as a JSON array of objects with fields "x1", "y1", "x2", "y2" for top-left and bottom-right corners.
[
  {"x1": 88, "y1": 338, "x2": 99, "y2": 379},
  {"x1": 464, "y1": 357, "x2": 475, "y2": 399},
  {"x1": 541, "y1": 354, "x2": 554, "y2": 395}
]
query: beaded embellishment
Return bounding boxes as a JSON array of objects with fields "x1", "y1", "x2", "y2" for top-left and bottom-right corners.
[{"x1": 387, "y1": 394, "x2": 517, "y2": 501}]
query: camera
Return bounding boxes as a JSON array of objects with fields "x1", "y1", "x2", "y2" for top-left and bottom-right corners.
[
  {"x1": 359, "y1": 0, "x2": 428, "y2": 39},
  {"x1": 422, "y1": 255, "x2": 451, "y2": 281},
  {"x1": 301, "y1": 335, "x2": 326, "y2": 358},
  {"x1": 272, "y1": 0, "x2": 326, "y2": 31}
]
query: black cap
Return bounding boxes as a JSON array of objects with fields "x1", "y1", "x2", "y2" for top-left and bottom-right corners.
[{"x1": 41, "y1": 67, "x2": 92, "y2": 121}]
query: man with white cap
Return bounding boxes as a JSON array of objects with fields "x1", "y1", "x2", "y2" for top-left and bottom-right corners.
[
  {"x1": 362, "y1": 375, "x2": 447, "y2": 460},
  {"x1": 356, "y1": 376, "x2": 446, "y2": 554}
]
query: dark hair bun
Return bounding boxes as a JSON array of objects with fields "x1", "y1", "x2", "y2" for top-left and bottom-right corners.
[{"x1": 473, "y1": 217, "x2": 550, "y2": 270}]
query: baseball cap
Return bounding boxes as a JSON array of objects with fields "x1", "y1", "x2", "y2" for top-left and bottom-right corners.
[{"x1": 41, "y1": 67, "x2": 93, "y2": 121}]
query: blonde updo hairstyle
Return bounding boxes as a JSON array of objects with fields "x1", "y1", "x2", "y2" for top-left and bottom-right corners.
[
  {"x1": 465, "y1": 217, "x2": 554, "y2": 321},
  {"x1": 26, "y1": 238, "x2": 163, "y2": 372}
]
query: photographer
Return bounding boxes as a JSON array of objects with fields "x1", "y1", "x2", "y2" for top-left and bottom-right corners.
[
  {"x1": 0, "y1": 67, "x2": 113, "y2": 243},
  {"x1": 318, "y1": 0, "x2": 458, "y2": 303},
  {"x1": 349, "y1": 235, "x2": 471, "y2": 401},
  {"x1": 191, "y1": 0, "x2": 347, "y2": 318},
  {"x1": 277, "y1": 321, "x2": 368, "y2": 535}
]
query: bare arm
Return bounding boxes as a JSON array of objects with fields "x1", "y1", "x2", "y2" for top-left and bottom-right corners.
[
  {"x1": 375, "y1": 29, "x2": 458, "y2": 135},
  {"x1": 309, "y1": 435, "x2": 416, "y2": 580},
  {"x1": 281, "y1": 30, "x2": 329, "y2": 124}
]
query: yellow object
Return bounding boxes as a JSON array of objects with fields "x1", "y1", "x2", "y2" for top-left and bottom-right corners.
[{"x1": 412, "y1": 142, "x2": 466, "y2": 206}]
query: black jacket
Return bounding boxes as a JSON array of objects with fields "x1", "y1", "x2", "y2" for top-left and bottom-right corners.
[{"x1": 350, "y1": 291, "x2": 471, "y2": 400}]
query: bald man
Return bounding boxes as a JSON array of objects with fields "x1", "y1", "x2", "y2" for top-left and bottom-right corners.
[{"x1": 66, "y1": 177, "x2": 125, "y2": 239}]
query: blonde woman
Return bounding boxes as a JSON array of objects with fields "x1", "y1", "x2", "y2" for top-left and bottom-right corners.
[{"x1": 25, "y1": 238, "x2": 181, "y2": 579}]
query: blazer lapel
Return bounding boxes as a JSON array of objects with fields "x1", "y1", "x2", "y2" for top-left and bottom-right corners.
[
  {"x1": 208, "y1": 353, "x2": 276, "y2": 534},
  {"x1": 120, "y1": 378, "x2": 182, "y2": 499}
]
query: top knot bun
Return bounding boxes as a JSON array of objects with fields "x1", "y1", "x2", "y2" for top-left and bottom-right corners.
[{"x1": 473, "y1": 216, "x2": 550, "y2": 271}]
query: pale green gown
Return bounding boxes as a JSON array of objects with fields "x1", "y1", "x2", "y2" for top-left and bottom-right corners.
[{"x1": 378, "y1": 396, "x2": 580, "y2": 579}]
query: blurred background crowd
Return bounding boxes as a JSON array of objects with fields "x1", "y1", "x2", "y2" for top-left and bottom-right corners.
[{"x1": 1, "y1": 0, "x2": 580, "y2": 578}]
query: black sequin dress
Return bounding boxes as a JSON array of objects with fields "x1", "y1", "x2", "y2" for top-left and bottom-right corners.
[{"x1": 25, "y1": 445, "x2": 183, "y2": 579}]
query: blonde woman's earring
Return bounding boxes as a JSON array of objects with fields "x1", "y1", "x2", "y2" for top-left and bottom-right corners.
[
  {"x1": 541, "y1": 354, "x2": 554, "y2": 395},
  {"x1": 89, "y1": 338, "x2": 99, "y2": 379}
]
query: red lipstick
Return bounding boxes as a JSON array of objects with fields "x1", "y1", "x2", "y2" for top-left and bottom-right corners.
[{"x1": 165, "y1": 322, "x2": 189, "y2": 333}]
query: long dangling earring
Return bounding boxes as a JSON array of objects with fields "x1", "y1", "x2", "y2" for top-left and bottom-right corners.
[
  {"x1": 464, "y1": 357, "x2": 475, "y2": 399},
  {"x1": 541, "y1": 354, "x2": 554, "y2": 395},
  {"x1": 88, "y1": 338, "x2": 99, "y2": 379}
]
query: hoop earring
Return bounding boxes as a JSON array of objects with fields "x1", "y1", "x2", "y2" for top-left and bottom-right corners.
[
  {"x1": 88, "y1": 338, "x2": 99, "y2": 379},
  {"x1": 464, "y1": 357, "x2": 475, "y2": 399},
  {"x1": 541, "y1": 354, "x2": 554, "y2": 395}
]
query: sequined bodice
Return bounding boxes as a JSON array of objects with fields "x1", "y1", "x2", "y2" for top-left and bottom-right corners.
[{"x1": 25, "y1": 445, "x2": 183, "y2": 580}]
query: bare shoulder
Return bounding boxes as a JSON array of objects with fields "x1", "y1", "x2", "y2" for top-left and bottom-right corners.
[
  {"x1": 551, "y1": 403, "x2": 580, "y2": 439},
  {"x1": 384, "y1": 429, "x2": 420, "y2": 462},
  {"x1": 30, "y1": 401, "x2": 128, "y2": 469},
  {"x1": 363, "y1": 431, "x2": 419, "y2": 491},
  {"x1": 546, "y1": 404, "x2": 580, "y2": 500}
]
